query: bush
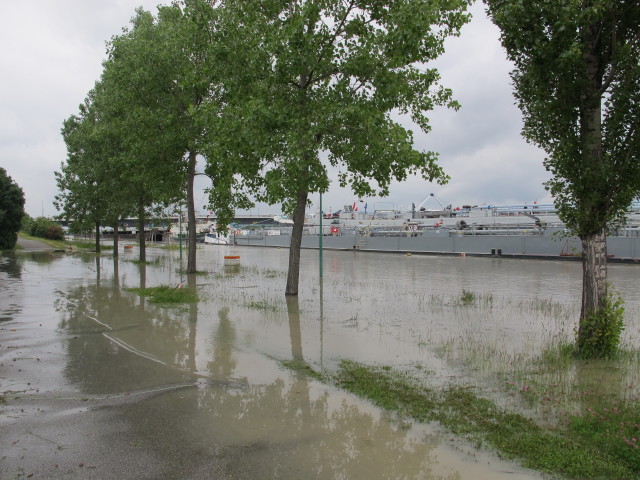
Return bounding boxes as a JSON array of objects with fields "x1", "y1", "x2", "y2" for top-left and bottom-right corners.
[
  {"x1": 576, "y1": 290, "x2": 625, "y2": 359},
  {"x1": 24, "y1": 216, "x2": 65, "y2": 241},
  {"x1": 44, "y1": 224, "x2": 65, "y2": 240},
  {"x1": 21, "y1": 214, "x2": 34, "y2": 233},
  {"x1": 0, "y1": 168, "x2": 25, "y2": 249}
]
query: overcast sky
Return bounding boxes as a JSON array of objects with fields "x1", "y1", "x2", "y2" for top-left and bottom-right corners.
[{"x1": 0, "y1": 1, "x2": 553, "y2": 219}]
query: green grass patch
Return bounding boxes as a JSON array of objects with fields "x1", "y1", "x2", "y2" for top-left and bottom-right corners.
[
  {"x1": 333, "y1": 360, "x2": 634, "y2": 479},
  {"x1": 126, "y1": 285, "x2": 198, "y2": 304},
  {"x1": 176, "y1": 268, "x2": 208, "y2": 275},
  {"x1": 459, "y1": 289, "x2": 476, "y2": 305},
  {"x1": 569, "y1": 402, "x2": 640, "y2": 472}
]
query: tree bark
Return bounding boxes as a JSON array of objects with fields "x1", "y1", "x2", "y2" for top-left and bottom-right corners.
[
  {"x1": 112, "y1": 224, "x2": 119, "y2": 257},
  {"x1": 138, "y1": 199, "x2": 146, "y2": 263},
  {"x1": 94, "y1": 221, "x2": 101, "y2": 253},
  {"x1": 286, "y1": 295, "x2": 303, "y2": 360},
  {"x1": 186, "y1": 150, "x2": 197, "y2": 274},
  {"x1": 285, "y1": 188, "x2": 309, "y2": 296},
  {"x1": 577, "y1": 228, "x2": 608, "y2": 350}
]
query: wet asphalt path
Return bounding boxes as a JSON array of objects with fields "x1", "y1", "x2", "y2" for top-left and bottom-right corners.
[{"x1": 16, "y1": 236, "x2": 55, "y2": 251}]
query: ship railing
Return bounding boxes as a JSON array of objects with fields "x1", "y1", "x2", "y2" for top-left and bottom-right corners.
[{"x1": 449, "y1": 228, "x2": 545, "y2": 237}]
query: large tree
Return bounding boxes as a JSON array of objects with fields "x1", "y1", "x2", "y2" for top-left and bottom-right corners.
[
  {"x1": 224, "y1": 0, "x2": 470, "y2": 295},
  {"x1": 485, "y1": 0, "x2": 640, "y2": 357},
  {"x1": 0, "y1": 168, "x2": 25, "y2": 250},
  {"x1": 102, "y1": 2, "x2": 237, "y2": 272},
  {"x1": 57, "y1": 88, "x2": 129, "y2": 253},
  {"x1": 152, "y1": 0, "x2": 230, "y2": 274},
  {"x1": 100, "y1": 8, "x2": 187, "y2": 263}
]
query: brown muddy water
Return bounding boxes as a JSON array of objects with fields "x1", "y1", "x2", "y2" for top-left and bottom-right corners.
[{"x1": 1, "y1": 245, "x2": 639, "y2": 479}]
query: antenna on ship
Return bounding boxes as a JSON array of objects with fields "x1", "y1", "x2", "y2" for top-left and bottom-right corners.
[{"x1": 416, "y1": 193, "x2": 447, "y2": 211}]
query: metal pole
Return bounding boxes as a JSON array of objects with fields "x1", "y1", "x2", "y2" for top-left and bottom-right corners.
[
  {"x1": 319, "y1": 193, "x2": 323, "y2": 278},
  {"x1": 179, "y1": 210, "x2": 183, "y2": 263},
  {"x1": 319, "y1": 276, "x2": 324, "y2": 368}
]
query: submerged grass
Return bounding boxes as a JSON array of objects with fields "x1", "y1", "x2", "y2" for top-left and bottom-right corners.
[
  {"x1": 126, "y1": 285, "x2": 198, "y2": 304},
  {"x1": 330, "y1": 360, "x2": 636, "y2": 480},
  {"x1": 245, "y1": 299, "x2": 279, "y2": 312},
  {"x1": 279, "y1": 359, "x2": 327, "y2": 382}
]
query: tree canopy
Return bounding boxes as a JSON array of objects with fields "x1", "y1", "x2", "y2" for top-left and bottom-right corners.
[
  {"x1": 220, "y1": 0, "x2": 471, "y2": 294},
  {"x1": 57, "y1": 0, "x2": 470, "y2": 292},
  {"x1": 485, "y1": 0, "x2": 640, "y2": 357},
  {"x1": 486, "y1": 0, "x2": 640, "y2": 236}
]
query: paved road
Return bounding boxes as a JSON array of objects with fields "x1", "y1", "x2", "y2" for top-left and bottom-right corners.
[{"x1": 16, "y1": 235, "x2": 55, "y2": 251}]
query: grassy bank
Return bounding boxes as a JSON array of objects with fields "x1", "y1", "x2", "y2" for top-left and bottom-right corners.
[
  {"x1": 17, "y1": 232, "x2": 67, "y2": 249},
  {"x1": 18, "y1": 232, "x2": 113, "y2": 251},
  {"x1": 283, "y1": 359, "x2": 639, "y2": 479}
]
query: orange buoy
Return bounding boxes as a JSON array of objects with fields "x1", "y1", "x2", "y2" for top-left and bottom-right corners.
[{"x1": 224, "y1": 255, "x2": 240, "y2": 266}]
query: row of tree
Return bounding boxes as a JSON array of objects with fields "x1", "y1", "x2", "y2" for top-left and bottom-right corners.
[
  {"x1": 55, "y1": 0, "x2": 470, "y2": 292},
  {"x1": 56, "y1": 0, "x2": 639, "y2": 357}
]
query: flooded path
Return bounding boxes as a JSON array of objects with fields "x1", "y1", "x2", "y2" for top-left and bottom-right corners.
[{"x1": 2, "y1": 245, "x2": 638, "y2": 479}]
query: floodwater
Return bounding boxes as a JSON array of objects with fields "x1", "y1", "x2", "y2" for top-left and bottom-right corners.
[{"x1": 1, "y1": 245, "x2": 639, "y2": 479}]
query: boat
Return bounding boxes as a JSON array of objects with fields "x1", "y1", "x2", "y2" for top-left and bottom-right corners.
[
  {"x1": 232, "y1": 197, "x2": 640, "y2": 262},
  {"x1": 204, "y1": 232, "x2": 229, "y2": 245},
  {"x1": 203, "y1": 226, "x2": 230, "y2": 245}
]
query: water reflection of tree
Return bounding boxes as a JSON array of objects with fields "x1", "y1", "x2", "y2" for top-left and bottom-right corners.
[
  {"x1": 14, "y1": 250, "x2": 68, "y2": 266},
  {"x1": 120, "y1": 376, "x2": 443, "y2": 479},
  {"x1": 56, "y1": 265, "x2": 195, "y2": 394},
  {"x1": 51, "y1": 254, "x2": 451, "y2": 479},
  {"x1": 0, "y1": 252, "x2": 22, "y2": 279},
  {"x1": 186, "y1": 273, "x2": 197, "y2": 372},
  {"x1": 207, "y1": 307, "x2": 237, "y2": 379},
  {"x1": 138, "y1": 262, "x2": 146, "y2": 309},
  {"x1": 0, "y1": 253, "x2": 23, "y2": 322}
]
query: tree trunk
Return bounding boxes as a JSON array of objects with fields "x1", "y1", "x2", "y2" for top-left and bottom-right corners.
[
  {"x1": 575, "y1": 25, "x2": 610, "y2": 356},
  {"x1": 285, "y1": 188, "x2": 309, "y2": 296},
  {"x1": 187, "y1": 273, "x2": 197, "y2": 372},
  {"x1": 94, "y1": 222, "x2": 101, "y2": 253},
  {"x1": 138, "y1": 263, "x2": 146, "y2": 309},
  {"x1": 186, "y1": 150, "x2": 197, "y2": 274},
  {"x1": 138, "y1": 199, "x2": 146, "y2": 263},
  {"x1": 112, "y1": 224, "x2": 119, "y2": 257},
  {"x1": 286, "y1": 295, "x2": 303, "y2": 360},
  {"x1": 576, "y1": 228, "x2": 608, "y2": 347}
]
